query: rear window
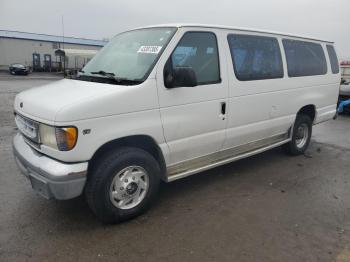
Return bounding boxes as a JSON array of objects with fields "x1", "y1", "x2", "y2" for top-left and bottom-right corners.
[
  {"x1": 227, "y1": 34, "x2": 284, "y2": 81},
  {"x1": 326, "y1": 45, "x2": 339, "y2": 74},
  {"x1": 282, "y1": 39, "x2": 327, "y2": 77}
]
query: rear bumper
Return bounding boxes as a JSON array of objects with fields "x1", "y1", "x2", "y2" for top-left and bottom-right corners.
[{"x1": 12, "y1": 133, "x2": 88, "y2": 200}]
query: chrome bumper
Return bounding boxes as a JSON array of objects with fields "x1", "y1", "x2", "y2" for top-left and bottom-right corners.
[{"x1": 12, "y1": 133, "x2": 88, "y2": 200}]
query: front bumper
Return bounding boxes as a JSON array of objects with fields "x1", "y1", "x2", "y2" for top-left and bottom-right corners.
[
  {"x1": 10, "y1": 69, "x2": 28, "y2": 74},
  {"x1": 12, "y1": 133, "x2": 88, "y2": 200}
]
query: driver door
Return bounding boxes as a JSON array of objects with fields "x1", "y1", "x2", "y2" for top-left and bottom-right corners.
[{"x1": 156, "y1": 29, "x2": 229, "y2": 167}]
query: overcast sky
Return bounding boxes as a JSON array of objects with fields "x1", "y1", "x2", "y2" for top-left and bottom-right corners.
[{"x1": 1, "y1": 0, "x2": 349, "y2": 58}]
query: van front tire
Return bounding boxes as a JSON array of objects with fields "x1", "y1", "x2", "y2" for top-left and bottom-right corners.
[
  {"x1": 284, "y1": 114, "x2": 312, "y2": 155},
  {"x1": 85, "y1": 147, "x2": 161, "y2": 224}
]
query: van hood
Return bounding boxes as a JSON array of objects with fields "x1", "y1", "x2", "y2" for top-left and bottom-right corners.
[{"x1": 14, "y1": 78, "x2": 158, "y2": 123}]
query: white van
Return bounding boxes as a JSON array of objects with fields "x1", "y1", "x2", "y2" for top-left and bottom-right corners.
[{"x1": 13, "y1": 24, "x2": 340, "y2": 223}]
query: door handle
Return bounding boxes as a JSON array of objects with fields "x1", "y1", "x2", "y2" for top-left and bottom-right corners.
[
  {"x1": 220, "y1": 102, "x2": 226, "y2": 120},
  {"x1": 221, "y1": 102, "x2": 226, "y2": 114}
]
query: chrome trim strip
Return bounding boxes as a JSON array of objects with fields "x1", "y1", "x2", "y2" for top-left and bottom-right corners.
[{"x1": 167, "y1": 133, "x2": 290, "y2": 182}]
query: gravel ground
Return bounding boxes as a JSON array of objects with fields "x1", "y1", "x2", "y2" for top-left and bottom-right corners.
[{"x1": 1, "y1": 76, "x2": 350, "y2": 262}]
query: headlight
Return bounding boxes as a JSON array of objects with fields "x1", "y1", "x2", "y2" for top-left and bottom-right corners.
[
  {"x1": 55, "y1": 127, "x2": 78, "y2": 151},
  {"x1": 39, "y1": 124, "x2": 78, "y2": 151},
  {"x1": 39, "y1": 124, "x2": 57, "y2": 149}
]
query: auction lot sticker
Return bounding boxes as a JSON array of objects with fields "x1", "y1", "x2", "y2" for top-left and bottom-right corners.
[{"x1": 138, "y1": 46, "x2": 162, "y2": 54}]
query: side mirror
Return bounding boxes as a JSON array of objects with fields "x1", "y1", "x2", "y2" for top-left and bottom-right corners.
[
  {"x1": 341, "y1": 79, "x2": 346, "y2": 85},
  {"x1": 165, "y1": 67, "x2": 197, "y2": 88}
]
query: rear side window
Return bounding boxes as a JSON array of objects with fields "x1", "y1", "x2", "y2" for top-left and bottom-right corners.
[
  {"x1": 227, "y1": 34, "x2": 283, "y2": 81},
  {"x1": 326, "y1": 45, "x2": 340, "y2": 74},
  {"x1": 282, "y1": 39, "x2": 327, "y2": 77},
  {"x1": 170, "y1": 32, "x2": 220, "y2": 85}
]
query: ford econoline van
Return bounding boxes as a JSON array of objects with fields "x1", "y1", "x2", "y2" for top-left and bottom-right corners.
[{"x1": 13, "y1": 24, "x2": 340, "y2": 223}]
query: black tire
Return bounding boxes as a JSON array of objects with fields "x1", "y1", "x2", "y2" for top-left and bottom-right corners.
[
  {"x1": 85, "y1": 147, "x2": 161, "y2": 224},
  {"x1": 284, "y1": 114, "x2": 312, "y2": 155}
]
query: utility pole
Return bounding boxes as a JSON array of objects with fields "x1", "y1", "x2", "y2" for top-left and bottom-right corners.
[{"x1": 61, "y1": 15, "x2": 65, "y2": 75}]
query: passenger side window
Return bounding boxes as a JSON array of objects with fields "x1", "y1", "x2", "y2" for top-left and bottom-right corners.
[
  {"x1": 283, "y1": 39, "x2": 327, "y2": 77},
  {"x1": 326, "y1": 45, "x2": 340, "y2": 74},
  {"x1": 169, "y1": 32, "x2": 220, "y2": 85},
  {"x1": 227, "y1": 34, "x2": 283, "y2": 81}
]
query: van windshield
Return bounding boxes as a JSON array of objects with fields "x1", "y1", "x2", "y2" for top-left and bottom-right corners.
[{"x1": 80, "y1": 27, "x2": 177, "y2": 84}]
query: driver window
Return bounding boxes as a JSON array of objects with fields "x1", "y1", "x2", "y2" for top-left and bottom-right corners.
[{"x1": 171, "y1": 32, "x2": 220, "y2": 85}]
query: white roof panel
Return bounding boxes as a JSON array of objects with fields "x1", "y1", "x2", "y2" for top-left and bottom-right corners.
[{"x1": 134, "y1": 23, "x2": 333, "y2": 43}]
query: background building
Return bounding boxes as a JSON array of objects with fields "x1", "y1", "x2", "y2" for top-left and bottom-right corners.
[{"x1": 0, "y1": 30, "x2": 107, "y2": 71}]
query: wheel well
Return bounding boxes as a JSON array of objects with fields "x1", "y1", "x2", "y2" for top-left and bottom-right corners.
[
  {"x1": 297, "y1": 105, "x2": 316, "y2": 122},
  {"x1": 89, "y1": 135, "x2": 167, "y2": 181}
]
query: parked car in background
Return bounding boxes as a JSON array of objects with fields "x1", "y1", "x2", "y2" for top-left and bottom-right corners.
[
  {"x1": 340, "y1": 81, "x2": 350, "y2": 97},
  {"x1": 341, "y1": 61, "x2": 350, "y2": 82},
  {"x1": 339, "y1": 80, "x2": 350, "y2": 113},
  {"x1": 338, "y1": 61, "x2": 350, "y2": 113},
  {"x1": 12, "y1": 24, "x2": 340, "y2": 223},
  {"x1": 9, "y1": 64, "x2": 30, "y2": 75}
]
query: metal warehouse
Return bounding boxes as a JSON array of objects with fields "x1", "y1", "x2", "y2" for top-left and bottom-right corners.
[{"x1": 0, "y1": 30, "x2": 107, "y2": 71}]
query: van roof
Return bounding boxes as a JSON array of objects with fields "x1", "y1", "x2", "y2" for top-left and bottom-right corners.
[{"x1": 137, "y1": 23, "x2": 334, "y2": 44}]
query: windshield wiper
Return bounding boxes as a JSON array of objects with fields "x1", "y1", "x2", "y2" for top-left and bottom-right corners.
[
  {"x1": 90, "y1": 70, "x2": 115, "y2": 78},
  {"x1": 87, "y1": 70, "x2": 142, "y2": 85},
  {"x1": 113, "y1": 78, "x2": 143, "y2": 85}
]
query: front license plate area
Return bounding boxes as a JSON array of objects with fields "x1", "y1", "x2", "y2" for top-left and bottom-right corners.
[{"x1": 29, "y1": 175, "x2": 51, "y2": 199}]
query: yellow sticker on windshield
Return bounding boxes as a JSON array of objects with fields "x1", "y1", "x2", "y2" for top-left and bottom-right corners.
[{"x1": 137, "y1": 46, "x2": 162, "y2": 54}]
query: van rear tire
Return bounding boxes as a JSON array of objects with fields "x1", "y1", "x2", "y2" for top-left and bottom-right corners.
[
  {"x1": 85, "y1": 147, "x2": 161, "y2": 224},
  {"x1": 284, "y1": 114, "x2": 312, "y2": 155}
]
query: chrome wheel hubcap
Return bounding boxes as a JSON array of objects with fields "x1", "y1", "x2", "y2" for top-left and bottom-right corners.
[
  {"x1": 295, "y1": 123, "x2": 309, "y2": 149},
  {"x1": 109, "y1": 166, "x2": 149, "y2": 210}
]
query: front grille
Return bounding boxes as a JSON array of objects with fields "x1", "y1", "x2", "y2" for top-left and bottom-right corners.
[
  {"x1": 22, "y1": 135, "x2": 41, "y2": 149},
  {"x1": 15, "y1": 114, "x2": 40, "y2": 144}
]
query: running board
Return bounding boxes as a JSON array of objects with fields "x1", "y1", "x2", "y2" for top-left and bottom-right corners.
[{"x1": 166, "y1": 133, "x2": 290, "y2": 182}]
